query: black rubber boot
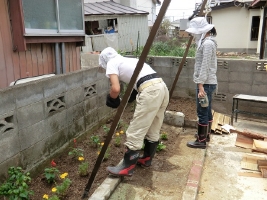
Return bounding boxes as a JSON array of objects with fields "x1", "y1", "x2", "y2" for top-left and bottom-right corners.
[
  {"x1": 187, "y1": 125, "x2": 208, "y2": 149},
  {"x1": 107, "y1": 147, "x2": 139, "y2": 176},
  {"x1": 206, "y1": 121, "x2": 212, "y2": 142},
  {"x1": 137, "y1": 139, "x2": 159, "y2": 167}
]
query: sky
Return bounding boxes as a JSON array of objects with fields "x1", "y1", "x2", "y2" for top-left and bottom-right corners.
[{"x1": 156, "y1": 0, "x2": 203, "y2": 21}]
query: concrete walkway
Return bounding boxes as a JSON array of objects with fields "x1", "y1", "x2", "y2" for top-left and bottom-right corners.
[{"x1": 88, "y1": 119, "x2": 267, "y2": 200}]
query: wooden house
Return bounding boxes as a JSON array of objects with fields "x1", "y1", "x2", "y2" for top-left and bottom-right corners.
[{"x1": 0, "y1": 0, "x2": 85, "y2": 89}]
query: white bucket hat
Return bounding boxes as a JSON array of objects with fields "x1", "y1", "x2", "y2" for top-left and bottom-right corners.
[
  {"x1": 185, "y1": 17, "x2": 214, "y2": 34},
  {"x1": 99, "y1": 47, "x2": 118, "y2": 69}
]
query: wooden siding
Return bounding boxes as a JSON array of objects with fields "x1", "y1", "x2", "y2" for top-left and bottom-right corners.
[{"x1": 0, "y1": 0, "x2": 81, "y2": 89}]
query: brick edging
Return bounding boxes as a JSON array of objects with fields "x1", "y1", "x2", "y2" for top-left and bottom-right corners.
[{"x1": 182, "y1": 149, "x2": 206, "y2": 200}]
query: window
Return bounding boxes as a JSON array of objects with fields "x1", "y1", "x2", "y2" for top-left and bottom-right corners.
[
  {"x1": 251, "y1": 16, "x2": 260, "y2": 41},
  {"x1": 22, "y1": 0, "x2": 84, "y2": 36}
]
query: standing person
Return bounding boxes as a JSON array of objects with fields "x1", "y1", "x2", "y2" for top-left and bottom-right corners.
[
  {"x1": 99, "y1": 47, "x2": 169, "y2": 176},
  {"x1": 185, "y1": 17, "x2": 218, "y2": 149}
]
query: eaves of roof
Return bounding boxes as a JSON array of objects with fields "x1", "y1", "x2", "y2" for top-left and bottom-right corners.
[
  {"x1": 84, "y1": 1, "x2": 149, "y2": 16},
  {"x1": 250, "y1": 0, "x2": 266, "y2": 8}
]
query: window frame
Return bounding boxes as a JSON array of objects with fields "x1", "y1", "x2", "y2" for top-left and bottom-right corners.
[{"x1": 9, "y1": 0, "x2": 85, "y2": 51}]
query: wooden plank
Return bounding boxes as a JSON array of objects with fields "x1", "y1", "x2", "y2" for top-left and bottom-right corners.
[
  {"x1": 42, "y1": 44, "x2": 49, "y2": 74},
  {"x1": 47, "y1": 44, "x2": 55, "y2": 74},
  {"x1": 72, "y1": 43, "x2": 77, "y2": 71},
  {"x1": 241, "y1": 153, "x2": 267, "y2": 171},
  {"x1": 0, "y1": 0, "x2": 15, "y2": 86},
  {"x1": 222, "y1": 115, "x2": 231, "y2": 134},
  {"x1": 0, "y1": 14, "x2": 8, "y2": 88},
  {"x1": 211, "y1": 112, "x2": 220, "y2": 132},
  {"x1": 230, "y1": 129, "x2": 267, "y2": 140},
  {"x1": 238, "y1": 171, "x2": 262, "y2": 178},
  {"x1": 25, "y1": 44, "x2": 33, "y2": 77},
  {"x1": 36, "y1": 43, "x2": 44, "y2": 75},
  {"x1": 31, "y1": 44, "x2": 39, "y2": 76},
  {"x1": 19, "y1": 51, "x2": 27, "y2": 78},
  {"x1": 65, "y1": 43, "x2": 70, "y2": 72},
  {"x1": 76, "y1": 46, "x2": 81, "y2": 70},
  {"x1": 261, "y1": 169, "x2": 267, "y2": 178},
  {"x1": 69, "y1": 43, "x2": 74, "y2": 72},
  {"x1": 235, "y1": 134, "x2": 253, "y2": 149},
  {"x1": 252, "y1": 140, "x2": 267, "y2": 154},
  {"x1": 9, "y1": 0, "x2": 26, "y2": 51},
  {"x1": 11, "y1": 51, "x2": 21, "y2": 81}
]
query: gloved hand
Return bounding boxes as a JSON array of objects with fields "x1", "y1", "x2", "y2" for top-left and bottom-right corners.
[
  {"x1": 106, "y1": 94, "x2": 120, "y2": 108},
  {"x1": 128, "y1": 89, "x2": 138, "y2": 103}
]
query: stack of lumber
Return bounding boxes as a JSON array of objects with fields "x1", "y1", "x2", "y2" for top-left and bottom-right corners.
[
  {"x1": 211, "y1": 111, "x2": 231, "y2": 134},
  {"x1": 234, "y1": 129, "x2": 267, "y2": 178}
]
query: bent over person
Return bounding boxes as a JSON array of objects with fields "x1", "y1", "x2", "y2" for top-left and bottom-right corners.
[
  {"x1": 99, "y1": 47, "x2": 169, "y2": 176},
  {"x1": 185, "y1": 17, "x2": 218, "y2": 149}
]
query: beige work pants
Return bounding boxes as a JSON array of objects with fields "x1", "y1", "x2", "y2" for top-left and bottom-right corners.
[{"x1": 125, "y1": 80, "x2": 169, "y2": 150}]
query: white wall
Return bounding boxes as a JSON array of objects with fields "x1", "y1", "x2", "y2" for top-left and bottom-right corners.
[
  {"x1": 211, "y1": 6, "x2": 259, "y2": 53},
  {"x1": 136, "y1": 0, "x2": 156, "y2": 26}
]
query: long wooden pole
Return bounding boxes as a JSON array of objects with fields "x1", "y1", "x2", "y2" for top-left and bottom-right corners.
[
  {"x1": 169, "y1": 0, "x2": 209, "y2": 99},
  {"x1": 82, "y1": 0, "x2": 172, "y2": 198}
]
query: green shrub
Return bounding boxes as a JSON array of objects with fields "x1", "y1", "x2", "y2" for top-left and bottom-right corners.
[{"x1": 0, "y1": 167, "x2": 33, "y2": 200}]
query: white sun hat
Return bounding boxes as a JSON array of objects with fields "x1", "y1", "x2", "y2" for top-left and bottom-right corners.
[
  {"x1": 185, "y1": 17, "x2": 214, "y2": 34},
  {"x1": 99, "y1": 47, "x2": 118, "y2": 69}
]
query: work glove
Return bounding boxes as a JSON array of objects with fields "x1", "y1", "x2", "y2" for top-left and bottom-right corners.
[
  {"x1": 128, "y1": 89, "x2": 138, "y2": 103},
  {"x1": 106, "y1": 94, "x2": 120, "y2": 108}
]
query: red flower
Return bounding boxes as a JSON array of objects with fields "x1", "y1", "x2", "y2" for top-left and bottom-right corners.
[
  {"x1": 74, "y1": 139, "x2": 77, "y2": 147},
  {"x1": 51, "y1": 160, "x2": 56, "y2": 167}
]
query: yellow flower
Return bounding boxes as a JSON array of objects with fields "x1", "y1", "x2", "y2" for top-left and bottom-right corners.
[
  {"x1": 78, "y1": 157, "x2": 84, "y2": 161},
  {"x1": 116, "y1": 133, "x2": 119, "y2": 136},
  {"x1": 60, "y1": 172, "x2": 68, "y2": 179},
  {"x1": 101, "y1": 142, "x2": 104, "y2": 146},
  {"x1": 97, "y1": 151, "x2": 100, "y2": 155},
  {"x1": 43, "y1": 194, "x2": 49, "y2": 199},
  {"x1": 120, "y1": 130, "x2": 124, "y2": 134},
  {"x1": 52, "y1": 187, "x2": 57, "y2": 192}
]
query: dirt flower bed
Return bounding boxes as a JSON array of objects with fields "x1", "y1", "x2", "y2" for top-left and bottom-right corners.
[{"x1": 27, "y1": 97, "x2": 196, "y2": 200}]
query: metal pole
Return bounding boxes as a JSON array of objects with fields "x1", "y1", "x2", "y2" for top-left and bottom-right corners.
[
  {"x1": 81, "y1": 0, "x2": 172, "y2": 198},
  {"x1": 169, "y1": 0, "x2": 209, "y2": 99}
]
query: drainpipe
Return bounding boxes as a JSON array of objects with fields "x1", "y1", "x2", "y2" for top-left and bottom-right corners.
[
  {"x1": 61, "y1": 43, "x2": 66, "y2": 74},
  {"x1": 55, "y1": 43, "x2": 61, "y2": 74}
]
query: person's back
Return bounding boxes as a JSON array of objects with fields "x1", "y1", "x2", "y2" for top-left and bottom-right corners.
[{"x1": 99, "y1": 47, "x2": 169, "y2": 176}]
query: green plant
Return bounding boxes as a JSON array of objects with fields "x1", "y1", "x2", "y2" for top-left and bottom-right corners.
[
  {"x1": 160, "y1": 131, "x2": 168, "y2": 140},
  {"x1": 102, "y1": 125, "x2": 110, "y2": 134},
  {"x1": 0, "y1": 166, "x2": 33, "y2": 200},
  {"x1": 48, "y1": 195, "x2": 60, "y2": 200},
  {"x1": 157, "y1": 142, "x2": 166, "y2": 152},
  {"x1": 78, "y1": 162, "x2": 89, "y2": 177},
  {"x1": 90, "y1": 135, "x2": 100, "y2": 148},
  {"x1": 68, "y1": 147, "x2": 84, "y2": 159},
  {"x1": 55, "y1": 178, "x2": 71, "y2": 197},
  {"x1": 98, "y1": 144, "x2": 110, "y2": 161},
  {"x1": 114, "y1": 132, "x2": 121, "y2": 147},
  {"x1": 44, "y1": 167, "x2": 59, "y2": 184}
]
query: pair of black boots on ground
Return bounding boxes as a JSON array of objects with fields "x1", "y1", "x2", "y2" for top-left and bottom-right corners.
[
  {"x1": 107, "y1": 139, "x2": 159, "y2": 176},
  {"x1": 187, "y1": 122, "x2": 212, "y2": 149}
]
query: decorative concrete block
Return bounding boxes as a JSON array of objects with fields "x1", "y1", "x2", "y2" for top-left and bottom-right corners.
[{"x1": 164, "y1": 111, "x2": 185, "y2": 127}]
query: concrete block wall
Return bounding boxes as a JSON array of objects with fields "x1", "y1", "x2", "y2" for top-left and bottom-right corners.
[
  {"x1": 148, "y1": 56, "x2": 267, "y2": 116},
  {"x1": 0, "y1": 68, "x2": 113, "y2": 181}
]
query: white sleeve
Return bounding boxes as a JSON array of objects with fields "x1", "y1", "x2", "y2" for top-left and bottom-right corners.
[{"x1": 106, "y1": 61, "x2": 119, "y2": 78}]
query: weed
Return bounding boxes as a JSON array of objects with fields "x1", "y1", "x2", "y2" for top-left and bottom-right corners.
[
  {"x1": 78, "y1": 161, "x2": 89, "y2": 177},
  {"x1": 90, "y1": 135, "x2": 100, "y2": 148},
  {"x1": 102, "y1": 125, "x2": 110, "y2": 134},
  {"x1": 44, "y1": 167, "x2": 59, "y2": 184},
  {"x1": 68, "y1": 147, "x2": 84, "y2": 159},
  {"x1": 157, "y1": 142, "x2": 166, "y2": 152},
  {"x1": 114, "y1": 132, "x2": 121, "y2": 147},
  {"x1": 160, "y1": 131, "x2": 168, "y2": 140},
  {"x1": 0, "y1": 166, "x2": 33, "y2": 199}
]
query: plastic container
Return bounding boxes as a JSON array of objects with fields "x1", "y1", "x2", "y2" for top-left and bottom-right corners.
[{"x1": 199, "y1": 95, "x2": 209, "y2": 107}]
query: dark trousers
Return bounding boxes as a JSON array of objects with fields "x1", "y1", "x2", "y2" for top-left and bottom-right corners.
[{"x1": 196, "y1": 84, "x2": 217, "y2": 125}]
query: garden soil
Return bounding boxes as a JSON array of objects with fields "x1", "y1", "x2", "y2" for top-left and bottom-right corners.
[{"x1": 28, "y1": 97, "x2": 197, "y2": 200}]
